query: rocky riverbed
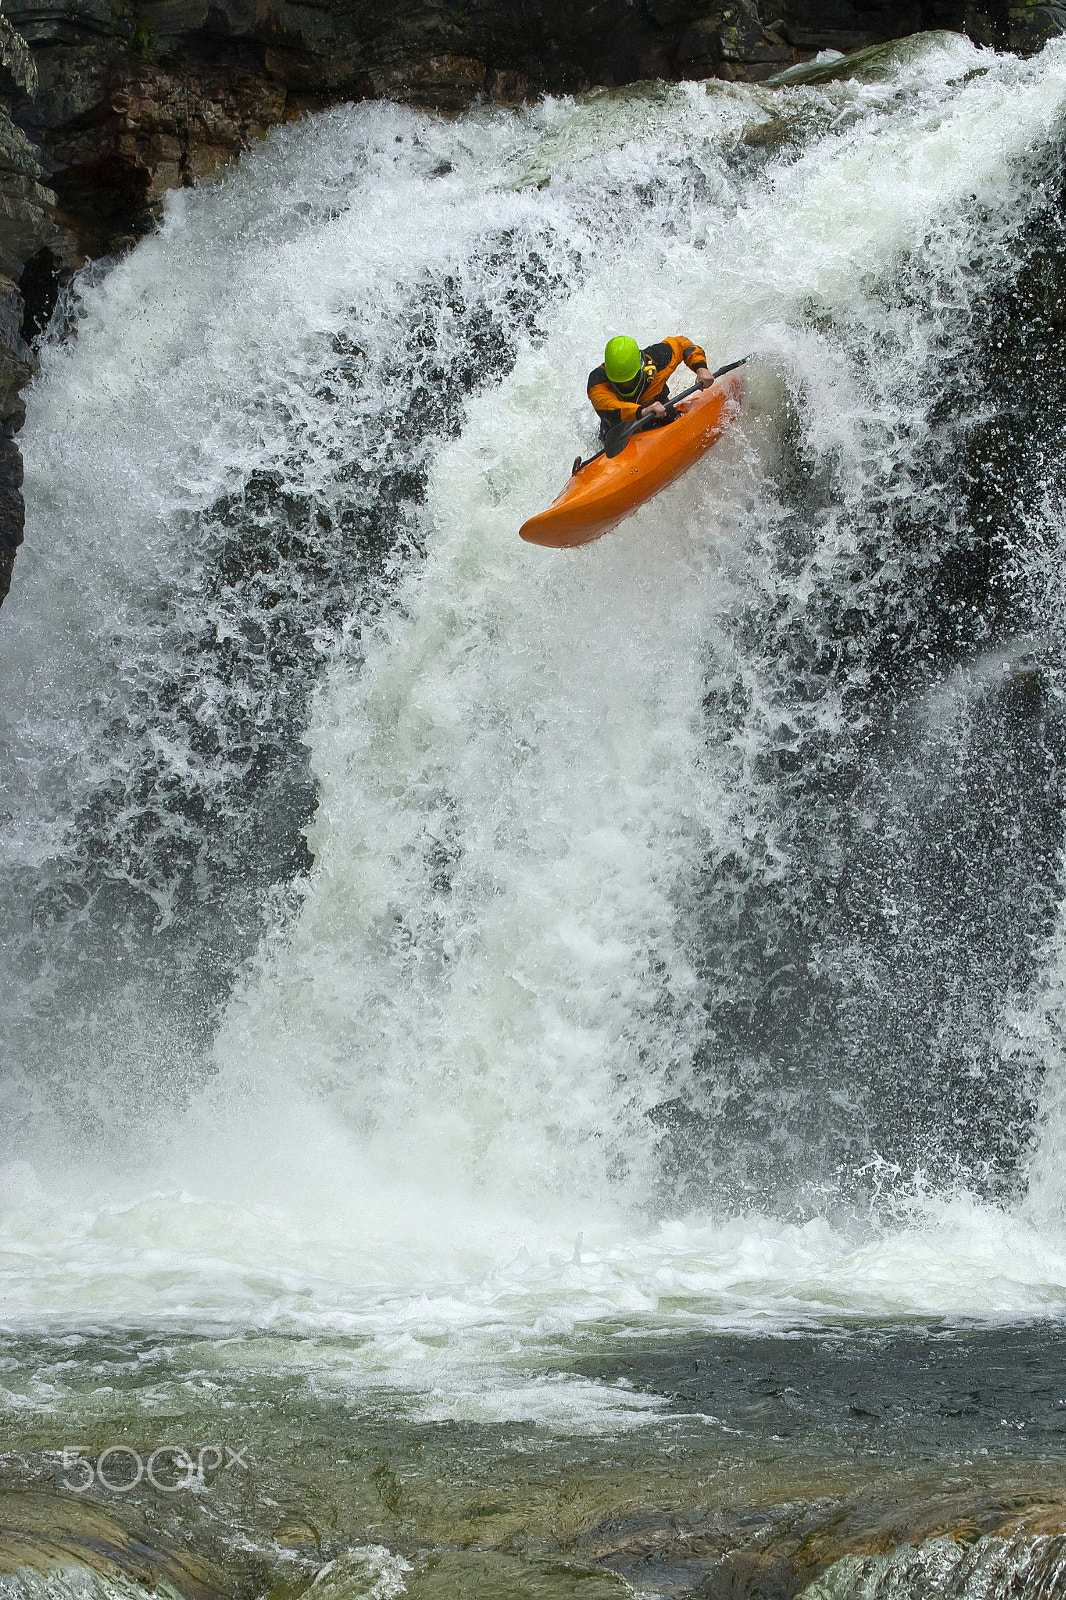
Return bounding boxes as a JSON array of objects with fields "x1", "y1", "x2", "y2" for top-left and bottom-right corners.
[{"x1": 3, "y1": 1324, "x2": 1066, "y2": 1600}]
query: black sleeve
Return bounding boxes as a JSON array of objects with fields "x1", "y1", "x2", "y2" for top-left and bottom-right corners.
[{"x1": 588, "y1": 363, "x2": 624, "y2": 431}]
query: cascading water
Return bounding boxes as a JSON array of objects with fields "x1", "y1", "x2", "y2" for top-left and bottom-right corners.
[{"x1": 5, "y1": 33, "x2": 1066, "y2": 1401}]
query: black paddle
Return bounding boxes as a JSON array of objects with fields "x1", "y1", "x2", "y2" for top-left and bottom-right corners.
[{"x1": 571, "y1": 355, "x2": 751, "y2": 474}]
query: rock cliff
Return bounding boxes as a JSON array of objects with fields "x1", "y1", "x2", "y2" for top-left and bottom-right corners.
[
  {"x1": 0, "y1": 0, "x2": 1053, "y2": 604},
  {"x1": 0, "y1": 14, "x2": 53, "y2": 602}
]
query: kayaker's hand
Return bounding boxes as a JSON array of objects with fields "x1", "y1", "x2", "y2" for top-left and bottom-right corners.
[
  {"x1": 640, "y1": 401, "x2": 668, "y2": 420},
  {"x1": 695, "y1": 366, "x2": 715, "y2": 389}
]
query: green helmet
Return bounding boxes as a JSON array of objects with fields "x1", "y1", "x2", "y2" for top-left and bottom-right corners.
[{"x1": 604, "y1": 335, "x2": 642, "y2": 384}]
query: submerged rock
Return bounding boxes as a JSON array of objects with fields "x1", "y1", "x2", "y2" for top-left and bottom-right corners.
[
  {"x1": 798, "y1": 1533, "x2": 1066, "y2": 1600},
  {"x1": 766, "y1": 29, "x2": 976, "y2": 84}
]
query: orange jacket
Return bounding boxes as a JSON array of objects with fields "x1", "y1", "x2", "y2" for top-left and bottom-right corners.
[{"x1": 587, "y1": 336, "x2": 708, "y2": 430}]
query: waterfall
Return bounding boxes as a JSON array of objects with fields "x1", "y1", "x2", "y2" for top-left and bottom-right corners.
[{"x1": 5, "y1": 34, "x2": 1066, "y2": 1343}]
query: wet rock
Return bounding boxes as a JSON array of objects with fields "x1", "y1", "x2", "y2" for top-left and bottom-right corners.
[
  {"x1": 0, "y1": 0, "x2": 1009, "y2": 307},
  {"x1": 798, "y1": 1532, "x2": 1066, "y2": 1600},
  {"x1": 368, "y1": 53, "x2": 487, "y2": 109},
  {"x1": 775, "y1": 0, "x2": 924, "y2": 52},
  {"x1": 3, "y1": 0, "x2": 817, "y2": 266},
  {"x1": 15, "y1": 38, "x2": 287, "y2": 254},
  {"x1": 0, "y1": 1491, "x2": 226, "y2": 1598},
  {"x1": 0, "y1": 309, "x2": 31, "y2": 431},
  {"x1": 584, "y1": 1495, "x2": 1066, "y2": 1598},
  {"x1": 0, "y1": 17, "x2": 36, "y2": 107},
  {"x1": 674, "y1": 4, "x2": 794, "y2": 81},
  {"x1": 767, "y1": 28, "x2": 968, "y2": 84},
  {"x1": 0, "y1": 15, "x2": 58, "y2": 608}
]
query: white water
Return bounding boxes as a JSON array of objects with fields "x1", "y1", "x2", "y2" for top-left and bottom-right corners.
[{"x1": 5, "y1": 34, "x2": 1066, "y2": 1424}]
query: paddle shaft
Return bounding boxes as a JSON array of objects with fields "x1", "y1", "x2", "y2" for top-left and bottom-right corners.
[{"x1": 573, "y1": 355, "x2": 750, "y2": 473}]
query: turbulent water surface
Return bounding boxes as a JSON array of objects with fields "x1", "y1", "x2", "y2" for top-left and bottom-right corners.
[{"x1": 3, "y1": 29, "x2": 1066, "y2": 1599}]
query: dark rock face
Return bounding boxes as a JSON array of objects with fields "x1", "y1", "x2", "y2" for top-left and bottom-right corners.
[
  {"x1": 18, "y1": 30, "x2": 289, "y2": 256},
  {"x1": 3, "y1": 0, "x2": 808, "y2": 266},
  {"x1": 7, "y1": 0, "x2": 1041, "y2": 273},
  {"x1": 0, "y1": 13, "x2": 55, "y2": 606},
  {"x1": 780, "y1": 0, "x2": 1027, "y2": 50}
]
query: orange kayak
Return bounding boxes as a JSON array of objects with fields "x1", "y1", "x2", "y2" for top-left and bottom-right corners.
[{"x1": 519, "y1": 371, "x2": 744, "y2": 549}]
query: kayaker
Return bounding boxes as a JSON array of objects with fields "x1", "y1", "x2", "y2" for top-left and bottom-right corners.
[{"x1": 588, "y1": 335, "x2": 716, "y2": 438}]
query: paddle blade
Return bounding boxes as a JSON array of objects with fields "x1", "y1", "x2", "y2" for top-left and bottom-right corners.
[{"x1": 712, "y1": 355, "x2": 750, "y2": 379}]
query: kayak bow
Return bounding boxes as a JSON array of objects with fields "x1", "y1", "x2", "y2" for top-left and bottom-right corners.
[{"x1": 519, "y1": 369, "x2": 744, "y2": 549}]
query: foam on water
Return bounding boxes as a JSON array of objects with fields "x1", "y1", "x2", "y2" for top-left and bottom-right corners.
[{"x1": 4, "y1": 34, "x2": 1066, "y2": 1418}]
